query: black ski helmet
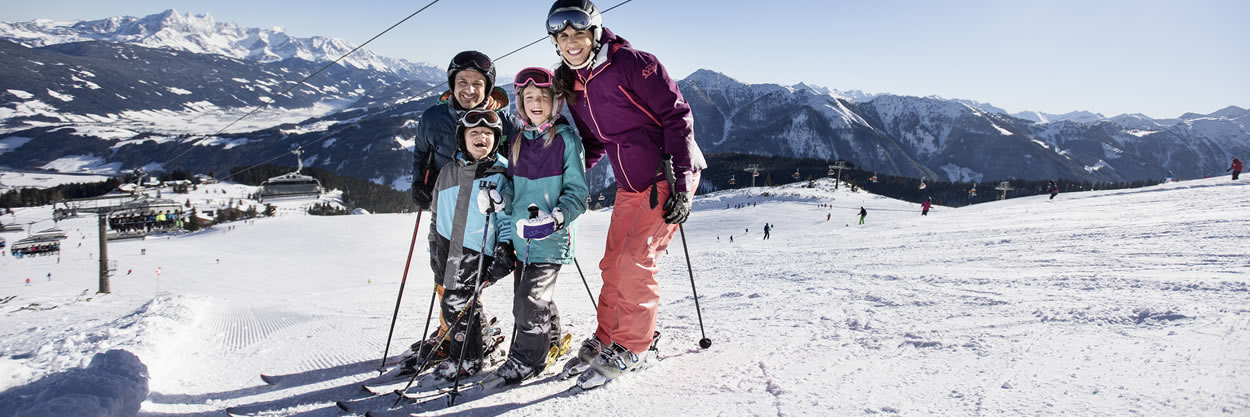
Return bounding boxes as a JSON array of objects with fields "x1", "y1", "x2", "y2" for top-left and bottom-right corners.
[
  {"x1": 447, "y1": 51, "x2": 496, "y2": 96},
  {"x1": 547, "y1": 0, "x2": 603, "y2": 56}
]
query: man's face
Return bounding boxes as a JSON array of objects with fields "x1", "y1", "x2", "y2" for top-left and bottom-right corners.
[{"x1": 453, "y1": 70, "x2": 488, "y2": 109}]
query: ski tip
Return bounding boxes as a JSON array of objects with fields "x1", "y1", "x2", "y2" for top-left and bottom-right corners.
[
  {"x1": 258, "y1": 374, "x2": 278, "y2": 385},
  {"x1": 334, "y1": 401, "x2": 351, "y2": 412}
]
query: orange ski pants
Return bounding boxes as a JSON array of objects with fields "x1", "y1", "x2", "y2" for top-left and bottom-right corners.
[{"x1": 593, "y1": 183, "x2": 687, "y2": 354}]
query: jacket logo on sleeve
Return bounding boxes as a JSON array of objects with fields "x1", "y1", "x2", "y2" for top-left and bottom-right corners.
[{"x1": 641, "y1": 62, "x2": 657, "y2": 79}]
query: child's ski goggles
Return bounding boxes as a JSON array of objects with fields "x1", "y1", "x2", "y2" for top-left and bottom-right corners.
[
  {"x1": 514, "y1": 67, "x2": 554, "y2": 89},
  {"x1": 459, "y1": 110, "x2": 502, "y2": 129}
]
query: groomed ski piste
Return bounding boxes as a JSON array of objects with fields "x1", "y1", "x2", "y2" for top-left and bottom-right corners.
[{"x1": 1, "y1": 176, "x2": 1247, "y2": 416}]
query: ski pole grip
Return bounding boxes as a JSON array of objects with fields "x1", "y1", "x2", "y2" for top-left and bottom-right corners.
[
  {"x1": 661, "y1": 154, "x2": 677, "y2": 193},
  {"x1": 528, "y1": 204, "x2": 540, "y2": 219}
]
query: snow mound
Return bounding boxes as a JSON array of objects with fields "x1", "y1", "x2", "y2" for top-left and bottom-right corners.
[{"x1": 0, "y1": 350, "x2": 148, "y2": 417}]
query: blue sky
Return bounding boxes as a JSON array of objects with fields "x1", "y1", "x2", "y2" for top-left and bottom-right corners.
[{"x1": 3, "y1": 0, "x2": 1247, "y2": 119}]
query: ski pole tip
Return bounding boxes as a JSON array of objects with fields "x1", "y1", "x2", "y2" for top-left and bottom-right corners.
[{"x1": 699, "y1": 338, "x2": 712, "y2": 349}]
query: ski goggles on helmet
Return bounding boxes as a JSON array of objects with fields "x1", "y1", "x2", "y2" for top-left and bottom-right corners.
[
  {"x1": 449, "y1": 51, "x2": 493, "y2": 73},
  {"x1": 546, "y1": 8, "x2": 596, "y2": 34},
  {"x1": 459, "y1": 110, "x2": 502, "y2": 130},
  {"x1": 514, "y1": 67, "x2": 554, "y2": 88}
]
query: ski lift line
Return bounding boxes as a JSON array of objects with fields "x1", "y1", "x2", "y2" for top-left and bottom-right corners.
[
  {"x1": 210, "y1": 0, "x2": 638, "y2": 185},
  {"x1": 160, "y1": 0, "x2": 446, "y2": 168},
  {"x1": 393, "y1": 0, "x2": 637, "y2": 101}
]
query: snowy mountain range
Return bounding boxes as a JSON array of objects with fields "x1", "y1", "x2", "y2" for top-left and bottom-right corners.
[
  {"x1": 680, "y1": 69, "x2": 1250, "y2": 184},
  {"x1": 0, "y1": 9, "x2": 444, "y2": 81},
  {"x1": 1, "y1": 10, "x2": 1247, "y2": 191}
]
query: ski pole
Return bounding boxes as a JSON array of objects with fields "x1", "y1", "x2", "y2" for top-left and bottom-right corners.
[
  {"x1": 661, "y1": 155, "x2": 711, "y2": 349},
  {"x1": 391, "y1": 277, "x2": 485, "y2": 406},
  {"x1": 573, "y1": 258, "x2": 596, "y2": 308},
  {"x1": 377, "y1": 208, "x2": 425, "y2": 373}
]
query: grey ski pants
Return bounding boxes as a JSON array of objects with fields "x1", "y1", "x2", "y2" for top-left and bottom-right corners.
[{"x1": 509, "y1": 263, "x2": 563, "y2": 370}]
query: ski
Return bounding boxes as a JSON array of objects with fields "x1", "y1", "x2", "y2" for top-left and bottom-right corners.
[
  {"x1": 359, "y1": 317, "x2": 503, "y2": 394},
  {"x1": 398, "y1": 332, "x2": 576, "y2": 411},
  {"x1": 258, "y1": 358, "x2": 401, "y2": 385}
]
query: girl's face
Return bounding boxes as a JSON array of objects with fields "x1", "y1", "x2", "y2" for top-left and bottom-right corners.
[
  {"x1": 521, "y1": 87, "x2": 554, "y2": 125},
  {"x1": 555, "y1": 26, "x2": 594, "y2": 66},
  {"x1": 464, "y1": 126, "x2": 495, "y2": 160}
]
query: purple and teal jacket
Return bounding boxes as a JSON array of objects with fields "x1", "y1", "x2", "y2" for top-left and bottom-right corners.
[{"x1": 567, "y1": 27, "x2": 706, "y2": 194}]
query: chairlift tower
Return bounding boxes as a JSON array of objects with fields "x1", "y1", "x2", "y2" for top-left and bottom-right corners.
[
  {"x1": 744, "y1": 164, "x2": 762, "y2": 187},
  {"x1": 830, "y1": 161, "x2": 849, "y2": 190},
  {"x1": 292, "y1": 146, "x2": 306, "y2": 173},
  {"x1": 995, "y1": 181, "x2": 1014, "y2": 201}
]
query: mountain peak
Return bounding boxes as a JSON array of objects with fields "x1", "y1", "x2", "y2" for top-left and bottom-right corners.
[
  {"x1": 684, "y1": 69, "x2": 742, "y2": 87},
  {"x1": 1208, "y1": 105, "x2": 1249, "y2": 119}
]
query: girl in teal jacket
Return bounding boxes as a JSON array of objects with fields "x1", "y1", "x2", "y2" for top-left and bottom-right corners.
[{"x1": 487, "y1": 67, "x2": 589, "y2": 387}]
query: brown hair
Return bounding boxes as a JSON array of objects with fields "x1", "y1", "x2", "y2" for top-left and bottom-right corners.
[{"x1": 554, "y1": 63, "x2": 577, "y2": 103}]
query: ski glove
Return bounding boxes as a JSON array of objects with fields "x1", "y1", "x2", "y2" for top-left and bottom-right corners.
[
  {"x1": 516, "y1": 208, "x2": 564, "y2": 240},
  {"x1": 486, "y1": 242, "x2": 517, "y2": 284},
  {"x1": 663, "y1": 191, "x2": 692, "y2": 224},
  {"x1": 412, "y1": 184, "x2": 433, "y2": 211},
  {"x1": 477, "y1": 186, "x2": 506, "y2": 214}
]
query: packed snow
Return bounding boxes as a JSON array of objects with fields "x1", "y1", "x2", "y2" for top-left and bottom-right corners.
[
  {"x1": 0, "y1": 169, "x2": 110, "y2": 190},
  {"x1": 0, "y1": 177, "x2": 1247, "y2": 416}
]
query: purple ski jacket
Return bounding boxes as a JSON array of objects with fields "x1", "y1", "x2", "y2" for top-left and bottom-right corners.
[{"x1": 567, "y1": 28, "x2": 706, "y2": 194}]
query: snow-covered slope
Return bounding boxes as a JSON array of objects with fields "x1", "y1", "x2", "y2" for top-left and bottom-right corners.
[
  {"x1": 1, "y1": 177, "x2": 1246, "y2": 416},
  {"x1": 0, "y1": 9, "x2": 443, "y2": 81}
]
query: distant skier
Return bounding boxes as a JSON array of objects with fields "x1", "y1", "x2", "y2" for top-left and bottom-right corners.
[
  {"x1": 46, "y1": 273, "x2": 51, "y2": 281},
  {"x1": 1165, "y1": 171, "x2": 1175, "y2": 183},
  {"x1": 1229, "y1": 158, "x2": 1242, "y2": 180},
  {"x1": 1047, "y1": 181, "x2": 1059, "y2": 200},
  {"x1": 826, "y1": 213, "x2": 831, "y2": 222},
  {"x1": 858, "y1": 207, "x2": 867, "y2": 225},
  {"x1": 729, "y1": 235, "x2": 733, "y2": 243},
  {"x1": 921, "y1": 197, "x2": 931, "y2": 216},
  {"x1": 763, "y1": 223, "x2": 771, "y2": 240},
  {"x1": 25, "y1": 278, "x2": 30, "y2": 287}
]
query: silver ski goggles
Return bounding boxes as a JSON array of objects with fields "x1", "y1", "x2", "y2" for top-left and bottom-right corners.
[{"x1": 546, "y1": 8, "x2": 595, "y2": 34}]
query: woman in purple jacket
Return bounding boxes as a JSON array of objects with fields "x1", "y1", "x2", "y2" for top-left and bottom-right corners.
[{"x1": 546, "y1": 0, "x2": 707, "y2": 390}]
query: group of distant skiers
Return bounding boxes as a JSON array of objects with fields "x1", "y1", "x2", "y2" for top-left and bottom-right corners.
[{"x1": 398, "y1": 0, "x2": 704, "y2": 391}]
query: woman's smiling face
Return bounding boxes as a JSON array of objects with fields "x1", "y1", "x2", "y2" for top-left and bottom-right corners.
[{"x1": 555, "y1": 26, "x2": 595, "y2": 67}]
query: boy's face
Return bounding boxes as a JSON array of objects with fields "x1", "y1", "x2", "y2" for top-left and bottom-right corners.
[{"x1": 464, "y1": 126, "x2": 495, "y2": 160}]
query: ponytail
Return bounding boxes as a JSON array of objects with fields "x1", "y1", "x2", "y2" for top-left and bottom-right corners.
[{"x1": 554, "y1": 63, "x2": 577, "y2": 103}]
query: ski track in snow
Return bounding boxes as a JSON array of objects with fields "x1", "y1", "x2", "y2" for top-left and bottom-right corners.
[{"x1": 0, "y1": 177, "x2": 1248, "y2": 416}]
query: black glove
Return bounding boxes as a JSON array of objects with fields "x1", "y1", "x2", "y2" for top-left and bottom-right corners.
[
  {"x1": 662, "y1": 191, "x2": 692, "y2": 224},
  {"x1": 412, "y1": 182, "x2": 433, "y2": 211},
  {"x1": 486, "y1": 242, "x2": 517, "y2": 284}
]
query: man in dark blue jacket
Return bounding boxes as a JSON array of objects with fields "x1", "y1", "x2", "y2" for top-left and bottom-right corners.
[{"x1": 411, "y1": 50, "x2": 518, "y2": 209}]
